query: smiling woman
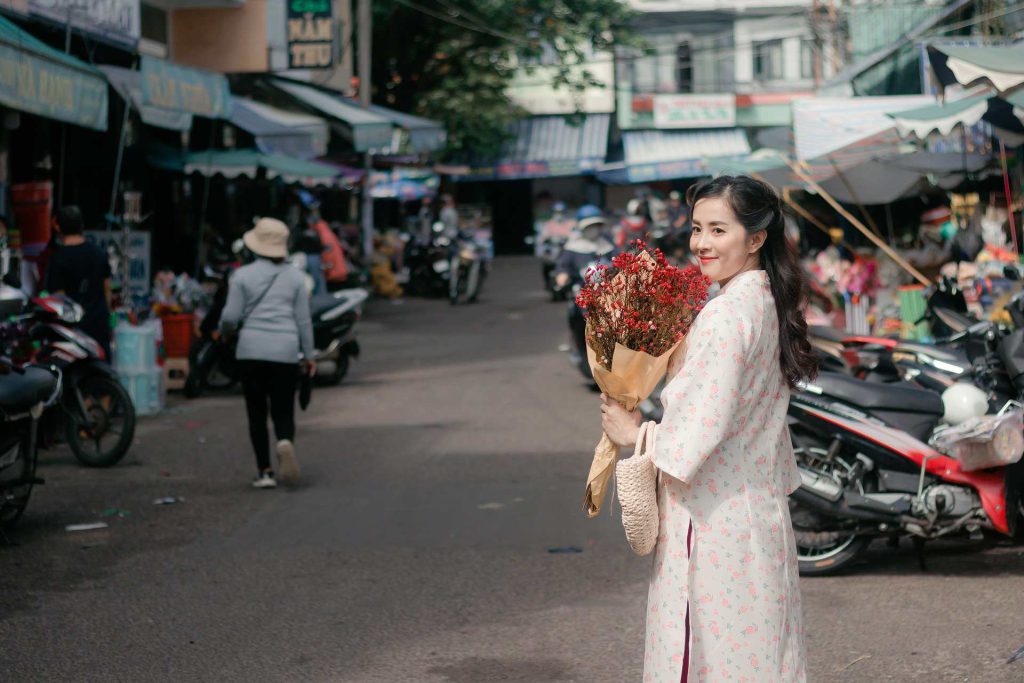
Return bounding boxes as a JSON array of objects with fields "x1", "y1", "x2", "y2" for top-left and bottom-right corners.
[{"x1": 600, "y1": 175, "x2": 816, "y2": 681}]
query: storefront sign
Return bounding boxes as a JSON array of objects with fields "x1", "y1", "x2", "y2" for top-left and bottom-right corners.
[
  {"x1": 85, "y1": 230, "x2": 150, "y2": 297},
  {"x1": 653, "y1": 94, "x2": 735, "y2": 129},
  {"x1": 28, "y1": 0, "x2": 140, "y2": 47},
  {"x1": 0, "y1": 38, "x2": 107, "y2": 130},
  {"x1": 141, "y1": 55, "x2": 231, "y2": 119},
  {"x1": 287, "y1": 0, "x2": 333, "y2": 69},
  {"x1": 454, "y1": 157, "x2": 601, "y2": 182}
]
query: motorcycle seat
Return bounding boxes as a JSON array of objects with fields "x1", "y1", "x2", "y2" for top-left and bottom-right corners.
[
  {"x1": 0, "y1": 366, "x2": 57, "y2": 414},
  {"x1": 813, "y1": 372, "x2": 945, "y2": 417}
]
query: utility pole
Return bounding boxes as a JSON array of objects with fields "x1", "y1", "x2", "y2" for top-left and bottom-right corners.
[{"x1": 358, "y1": 0, "x2": 374, "y2": 264}]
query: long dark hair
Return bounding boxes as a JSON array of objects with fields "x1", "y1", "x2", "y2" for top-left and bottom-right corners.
[{"x1": 686, "y1": 175, "x2": 817, "y2": 388}]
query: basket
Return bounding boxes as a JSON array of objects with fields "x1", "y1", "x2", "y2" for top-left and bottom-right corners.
[
  {"x1": 931, "y1": 410, "x2": 1024, "y2": 472},
  {"x1": 160, "y1": 314, "x2": 195, "y2": 359}
]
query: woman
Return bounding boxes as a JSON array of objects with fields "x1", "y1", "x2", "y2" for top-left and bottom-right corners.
[
  {"x1": 601, "y1": 176, "x2": 816, "y2": 681},
  {"x1": 221, "y1": 218, "x2": 315, "y2": 489}
]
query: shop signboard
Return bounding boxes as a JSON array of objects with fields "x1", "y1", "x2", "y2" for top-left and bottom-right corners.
[
  {"x1": 653, "y1": 94, "x2": 735, "y2": 129},
  {"x1": 141, "y1": 55, "x2": 231, "y2": 119},
  {"x1": 0, "y1": 37, "x2": 108, "y2": 130},
  {"x1": 85, "y1": 229, "x2": 150, "y2": 297},
  {"x1": 28, "y1": 0, "x2": 140, "y2": 47},
  {"x1": 287, "y1": 0, "x2": 333, "y2": 69}
]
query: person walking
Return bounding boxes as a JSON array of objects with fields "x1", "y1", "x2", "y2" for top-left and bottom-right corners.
[
  {"x1": 600, "y1": 176, "x2": 814, "y2": 681},
  {"x1": 45, "y1": 206, "x2": 113, "y2": 359},
  {"x1": 221, "y1": 218, "x2": 315, "y2": 489}
]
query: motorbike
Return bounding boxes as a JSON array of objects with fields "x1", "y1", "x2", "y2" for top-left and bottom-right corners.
[
  {"x1": 0, "y1": 359, "x2": 61, "y2": 528},
  {"x1": 185, "y1": 263, "x2": 239, "y2": 398},
  {"x1": 786, "y1": 302, "x2": 1024, "y2": 576},
  {"x1": 309, "y1": 288, "x2": 367, "y2": 385},
  {"x1": 567, "y1": 258, "x2": 615, "y2": 382},
  {"x1": 448, "y1": 235, "x2": 488, "y2": 305},
  {"x1": 0, "y1": 293, "x2": 136, "y2": 468},
  {"x1": 540, "y1": 234, "x2": 570, "y2": 301},
  {"x1": 404, "y1": 229, "x2": 453, "y2": 299}
]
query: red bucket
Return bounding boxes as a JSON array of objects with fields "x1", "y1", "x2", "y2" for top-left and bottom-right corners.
[{"x1": 160, "y1": 314, "x2": 195, "y2": 358}]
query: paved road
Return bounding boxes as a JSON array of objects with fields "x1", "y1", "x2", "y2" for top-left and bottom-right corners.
[{"x1": 2, "y1": 257, "x2": 1024, "y2": 682}]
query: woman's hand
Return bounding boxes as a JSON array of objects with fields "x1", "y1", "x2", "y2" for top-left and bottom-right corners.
[{"x1": 601, "y1": 394, "x2": 642, "y2": 448}]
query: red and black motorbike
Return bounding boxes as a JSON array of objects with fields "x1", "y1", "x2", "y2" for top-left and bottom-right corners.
[
  {"x1": 787, "y1": 296, "x2": 1024, "y2": 575},
  {"x1": 0, "y1": 294, "x2": 135, "y2": 468}
]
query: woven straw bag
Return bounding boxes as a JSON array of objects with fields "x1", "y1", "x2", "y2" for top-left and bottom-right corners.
[{"x1": 615, "y1": 420, "x2": 659, "y2": 556}]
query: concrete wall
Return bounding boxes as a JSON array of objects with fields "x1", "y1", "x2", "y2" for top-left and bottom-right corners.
[{"x1": 169, "y1": 0, "x2": 268, "y2": 73}]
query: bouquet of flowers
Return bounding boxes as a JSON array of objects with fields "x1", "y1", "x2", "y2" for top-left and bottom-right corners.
[{"x1": 576, "y1": 242, "x2": 710, "y2": 517}]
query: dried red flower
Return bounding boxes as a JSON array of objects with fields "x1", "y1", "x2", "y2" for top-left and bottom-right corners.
[{"x1": 575, "y1": 241, "x2": 710, "y2": 368}]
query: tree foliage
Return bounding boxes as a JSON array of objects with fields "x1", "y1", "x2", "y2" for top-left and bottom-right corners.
[{"x1": 372, "y1": 0, "x2": 635, "y2": 160}]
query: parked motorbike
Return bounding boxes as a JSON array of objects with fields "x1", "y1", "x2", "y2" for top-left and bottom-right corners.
[
  {"x1": 448, "y1": 235, "x2": 488, "y2": 305},
  {"x1": 309, "y1": 288, "x2": 367, "y2": 385},
  {"x1": 787, "y1": 305, "x2": 1024, "y2": 576},
  {"x1": 540, "y1": 234, "x2": 570, "y2": 301},
  {"x1": 404, "y1": 228, "x2": 453, "y2": 299},
  {"x1": 567, "y1": 258, "x2": 614, "y2": 382},
  {"x1": 0, "y1": 359, "x2": 61, "y2": 527},
  {"x1": 185, "y1": 263, "x2": 239, "y2": 398},
  {"x1": 0, "y1": 294, "x2": 136, "y2": 468}
]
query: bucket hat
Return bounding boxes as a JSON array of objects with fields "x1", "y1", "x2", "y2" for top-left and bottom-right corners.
[{"x1": 243, "y1": 217, "x2": 290, "y2": 258}]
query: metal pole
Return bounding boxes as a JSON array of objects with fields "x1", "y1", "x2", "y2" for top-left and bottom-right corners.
[
  {"x1": 108, "y1": 98, "x2": 133, "y2": 222},
  {"x1": 358, "y1": 0, "x2": 374, "y2": 264},
  {"x1": 1000, "y1": 139, "x2": 1018, "y2": 259},
  {"x1": 57, "y1": 10, "x2": 73, "y2": 207}
]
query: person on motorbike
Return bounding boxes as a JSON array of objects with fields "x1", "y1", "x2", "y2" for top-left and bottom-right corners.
[{"x1": 553, "y1": 206, "x2": 616, "y2": 290}]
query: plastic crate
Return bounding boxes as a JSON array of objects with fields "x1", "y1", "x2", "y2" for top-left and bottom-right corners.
[
  {"x1": 114, "y1": 322, "x2": 158, "y2": 373},
  {"x1": 119, "y1": 368, "x2": 164, "y2": 417}
]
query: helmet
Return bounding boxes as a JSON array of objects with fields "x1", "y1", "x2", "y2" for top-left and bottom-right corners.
[
  {"x1": 576, "y1": 204, "x2": 602, "y2": 221},
  {"x1": 941, "y1": 383, "x2": 988, "y2": 425}
]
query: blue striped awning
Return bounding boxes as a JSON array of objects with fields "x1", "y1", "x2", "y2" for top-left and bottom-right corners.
[
  {"x1": 452, "y1": 114, "x2": 610, "y2": 181},
  {"x1": 597, "y1": 129, "x2": 750, "y2": 184}
]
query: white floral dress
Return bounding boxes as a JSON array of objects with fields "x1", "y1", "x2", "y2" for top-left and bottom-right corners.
[{"x1": 645, "y1": 269, "x2": 806, "y2": 682}]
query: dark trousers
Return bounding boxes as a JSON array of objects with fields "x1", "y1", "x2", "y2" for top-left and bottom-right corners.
[{"x1": 240, "y1": 360, "x2": 298, "y2": 473}]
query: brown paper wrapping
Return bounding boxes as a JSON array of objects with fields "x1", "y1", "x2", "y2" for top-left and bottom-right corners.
[{"x1": 583, "y1": 338, "x2": 681, "y2": 518}]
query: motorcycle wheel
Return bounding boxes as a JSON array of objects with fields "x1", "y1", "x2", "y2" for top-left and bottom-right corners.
[
  {"x1": 790, "y1": 443, "x2": 872, "y2": 576},
  {"x1": 318, "y1": 353, "x2": 349, "y2": 386},
  {"x1": 0, "y1": 434, "x2": 34, "y2": 527},
  {"x1": 66, "y1": 375, "x2": 136, "y2": 468}
]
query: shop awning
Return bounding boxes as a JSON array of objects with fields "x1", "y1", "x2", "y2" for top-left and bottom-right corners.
[
  {"x1": 267, "y1": 78, "x2": 395, "y2": 153},
  {"x1": 230, "y1": 97, "x2": 329, "y2": 160},
  {"x1": 927, "y1": 44, "x2": 1024, "y2": 96},
  {"x1": 366, "y1": 104, "x2": 446, "y2": 153},
  {"x1": 177, "y1": 149, "x2": 340, "y2": 186},
  {"x1": 100, "y1": 65, "x2": 192, "y2": 132},
  {"x1": 888, "y1": 89, "x2": 1024, "y2": 144},
  {"x1": 596, "y1": 129, "x2": 749, "y2": 184},
  {"x1": 140, "y1": 55, "x2": 231, "y2": 119},
  {"x1": 451, "y1": 114, "x2": 610, "y2": 181},
  {"x1": 0, "y1": 15, "x2": 107, "y2": 130}
]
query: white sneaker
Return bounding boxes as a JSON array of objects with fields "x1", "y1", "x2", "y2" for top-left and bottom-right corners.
[
  {"x1": 276, "y1": 440, "x2": 300, "y2": 486},
  {"x1": 252, "y1": 472, "x2": 277, "y2": 489}
]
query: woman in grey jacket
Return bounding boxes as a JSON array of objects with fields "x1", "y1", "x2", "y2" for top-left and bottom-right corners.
[{"x1": 221, "y1": 218, "x2": 315, "y2": 489}]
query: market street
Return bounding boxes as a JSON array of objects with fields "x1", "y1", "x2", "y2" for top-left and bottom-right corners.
[{"x1": 2, "y1": 258, "x2": 1024, "y2": 682}]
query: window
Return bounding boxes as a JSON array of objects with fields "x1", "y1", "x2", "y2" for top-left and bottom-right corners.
[
  {"x1": 676, "y1": 42, "x2": 693, "y2": 93},
  {"x1": 141, "y1": 2, "x2": 167, "y2": 45},
  {"x1": 801, "y1": 41, "x2": 816, "y2": 80},
  {"x1": 753, "y1": 40, "x2": 783, "y2": 81}
]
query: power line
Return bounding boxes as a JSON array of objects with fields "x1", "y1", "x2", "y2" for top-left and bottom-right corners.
[{"x1": 392, "y1": 0, "x2": 526, "y2": 45}]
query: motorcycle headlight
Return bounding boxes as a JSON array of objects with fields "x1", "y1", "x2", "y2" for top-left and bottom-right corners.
[
  {"x1": 61, "y1": 301, "x2": 84, "y2": 324},
  {"x1": 460, "y1": 246, "x2": 475, "y2": 260},
  {"x1": 432, "y1": 260, "x2": 450, "y2": 274}
]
